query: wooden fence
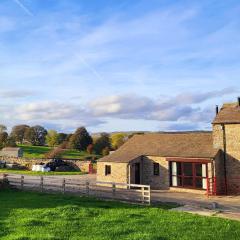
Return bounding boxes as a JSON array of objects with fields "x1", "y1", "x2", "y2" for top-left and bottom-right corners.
[{"x1": 1, "y1": 174, "x2": 151, "y2": 205}]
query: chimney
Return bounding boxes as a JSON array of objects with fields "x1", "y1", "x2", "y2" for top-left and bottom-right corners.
[
  {"x1": 238, "y1": 97, "x2": 240, "y2": 107},
  {"x1": 216, "y1": 105, "x2": 219, "y2": 115}
]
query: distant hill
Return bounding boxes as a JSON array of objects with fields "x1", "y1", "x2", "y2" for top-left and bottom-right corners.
[{"x1": 91, "y1": 131, "x2": 152, "y2": 138}]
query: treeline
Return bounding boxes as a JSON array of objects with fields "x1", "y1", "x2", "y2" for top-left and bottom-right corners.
[{"x1": 0, "y1": 124, "x2": 129, "y2": 156}]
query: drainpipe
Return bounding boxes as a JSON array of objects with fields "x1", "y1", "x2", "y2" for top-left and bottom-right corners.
[
  {"x1": 141, "y1": 156, "x2": 144, "y2": 184},
  {"x1": 221, "y1": 124, "x2": 228, "y2": 194},
  {"x1": 127, "y1": 163, "x2": 131, "y2": 188}
]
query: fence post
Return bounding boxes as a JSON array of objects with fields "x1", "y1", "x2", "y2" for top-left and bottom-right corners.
[
  {"x1": 141, "y1": 186, "x2": 144, "y2": 204},
  {"x1": 86, "y1": 181, "x2": 89, "y2": 196},
  {"x1": 147, "y1": 186, "x2": 151, "y2": 205},
  {"x1": 112, "y1": 183, "x2": 116, "y2": 197},
  {"x1": 40, "y1": 176, "x2": 43, "y2": 192},
  {"x1": 21, "y1": 175, "x2": 24, "y2": 190},
  {"x1": 3, "y1": 174, "x2": 8, "y2": 181},
  {"x1": 62, "y1": 178, "x2": 66, "y2": 194}
]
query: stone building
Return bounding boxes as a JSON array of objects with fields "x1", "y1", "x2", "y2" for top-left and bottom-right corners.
[
  {"x1": 0, "y1": 147, "x2": 23, "y2": 158},
  {"x1": 97, "y1": 99, "x2": 240, "y2": 195}
]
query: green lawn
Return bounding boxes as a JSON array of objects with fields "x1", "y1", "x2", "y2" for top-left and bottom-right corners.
[
  {"x1": 61, "y1": 149, "x2": 100, "y2": 160},
  {"x1": 0, "y1": 190, "x2": 240, "y2": 240},
  {"x1": 19, "y1": 145, "x2": 52, "y2": 158},
  {"x1": 0, "y1": 169, "x2": 85, "y2": 175},
  {"x1": 18, "y1": 145, "x2": 100, "y2": 160}
]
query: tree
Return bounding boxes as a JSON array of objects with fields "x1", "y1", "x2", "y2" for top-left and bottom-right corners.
[
  {"x1": 5, "y1": 136, "x2": 17, "y2": 147},
  {"x1": 10, "y1": 125, "x2": 30, "y2": 144},
  {"x1": 69, "y1": 127, "x2": 93, "y2": 151},
  {"x1": 102, "y1": 147, "x2": 110, "y2": 156},
  {"x1": 87, "y1": 144, "x2": 93, "y2": 154},
  {"x1": 93, "y1": 133, "x2": 111, "y2": 155},
  {"x1": 111, "y1": 133, "x2": 127, "y2": 150},
  {"x1": 0, "y1": 132, "x2": 8, "y2": 149},
  {"x1": 57, "y1": 133, "x2": 68, "y2": 145},
  {"x1": 0, "y1": 125, "x2": 7, "y2": 133},
  {"x1": 24, "y1": 125, "x2": 48, "y2": 146},
  {"x1": 46, "y1": 130, "x2": 59, "y2": 147}
]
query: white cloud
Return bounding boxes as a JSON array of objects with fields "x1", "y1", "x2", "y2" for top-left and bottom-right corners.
[
  {"x1": 0, "y1": 90, "x2": 36, "y2": 99},
  {"x1": 89, "y1": 88, "x2": 235, "y2": 122},
  {"x1": 16, "y1": 101, "x2": 86, "y2": 120},
  {"x1": 90, "y1": 94, "x2": 154, "y2": 117},
  {"x1": 0, "y1": 88, "x2": 237, "y2": 131}
]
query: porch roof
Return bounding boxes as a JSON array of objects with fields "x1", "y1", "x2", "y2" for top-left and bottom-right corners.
[{"x1": 99, "y1": 132, "x2": 218, "y2": 163}]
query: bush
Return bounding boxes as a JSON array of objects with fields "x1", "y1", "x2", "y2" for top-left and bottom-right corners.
[{"x1": 44, "y1": 147, "x2": 65, "y2": 159}]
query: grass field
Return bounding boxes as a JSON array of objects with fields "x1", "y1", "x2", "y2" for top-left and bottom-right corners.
[
  {"x1": 18, "y1": 145, "x2": 100, "y2": 160},
  {"x1": 0, "y1": 190, "x2": 240, "y2": 240},
  {"x1": 0, "y1": 169, "x2": 85, "y2": 175}
]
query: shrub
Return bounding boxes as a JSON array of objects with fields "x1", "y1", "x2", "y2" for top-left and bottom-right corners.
[{"x1": 44, "y1": 147, "x2": 65, "y2": 159}]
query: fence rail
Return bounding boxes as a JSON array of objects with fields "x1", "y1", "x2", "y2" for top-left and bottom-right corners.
[{"x1": 1, "y1": 174, "x2": 151, "y2": 205}]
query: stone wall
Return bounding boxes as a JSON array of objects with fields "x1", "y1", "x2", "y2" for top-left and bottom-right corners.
[
  {"x1": 0, "y1": 156, "x2": 91, "y2": 173},
  {"x1": 142, "y1": 156, "x2": 169, "y2": 190},
  {"x1": 96, "y1": 162, "x2": 128, "y2": 185},
  {"x1": 213, "y1": 124, "x2": 240, "y2": 194},
  {"x1": 97, "y1": 157, "x2": 170, "y2": 190}
]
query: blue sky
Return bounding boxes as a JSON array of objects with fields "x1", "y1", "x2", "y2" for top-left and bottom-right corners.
[{"x1": 0, "y1": 0, "x2": 239, "y2": 133}]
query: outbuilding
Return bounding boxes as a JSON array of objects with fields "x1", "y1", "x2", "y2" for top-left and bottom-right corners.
[
  {"x1": 0, "y1": 147, "x2": 23, "y2": 158},
  {"x1": 97, "y1": 99, "x2": 240, "y2": 195}
]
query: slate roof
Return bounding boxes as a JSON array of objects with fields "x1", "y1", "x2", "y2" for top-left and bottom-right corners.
[
  {"x1": 99, "y1": 132, "x2": 217, "y2": 163},
  {"x1": 213, "y1": 102, "x2": 240, "y2": 124}
]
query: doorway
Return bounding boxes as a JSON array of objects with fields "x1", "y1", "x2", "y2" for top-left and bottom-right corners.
[{"x1": 134, "y1": 163, "x2": 140, "y2": 184}]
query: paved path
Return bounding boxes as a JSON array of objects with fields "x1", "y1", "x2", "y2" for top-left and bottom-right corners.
[{"x1": 151, "y1": 190, "x2": 240, "y2": 221}]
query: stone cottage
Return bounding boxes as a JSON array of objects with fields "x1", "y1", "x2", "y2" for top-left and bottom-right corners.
[
  {"x1": 97, "y1": 99, "x2": 240, "y2": 195},
  {"x1": 0, "y1": 147, "x2": 23, "y2": 158}
]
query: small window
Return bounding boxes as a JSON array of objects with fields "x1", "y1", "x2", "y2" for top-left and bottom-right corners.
[
  {"x1": 105, "y1": 165, "x2": 111, "y2": 175},
  {"x1": 153, "y1": 163, "x2": 160, "y2": 176}
]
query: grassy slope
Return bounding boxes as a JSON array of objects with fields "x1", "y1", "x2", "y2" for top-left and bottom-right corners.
[
  {"x1": 18, "y1": 145, "x2": 100, "y2": 160},
  {"x1": 0, "y1": 190, "x2": 240, "y2": 240},
  {"x1": 0, "y1": 169, "x2": 85, "y2": 175},
  {"x1": 19, "y1": 145, "x2": 51, "y2": 158}
]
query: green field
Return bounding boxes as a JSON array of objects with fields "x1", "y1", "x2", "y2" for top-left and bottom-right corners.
[
  {"x1": 18, "y1": 145, "x2": 100, "y2": 160},
  {"x1": 0, "y1": 190, "x2": 239, "y2": 240},
  {"x1": 0, "y1": 169, "x2": 85, "y2": 175}
]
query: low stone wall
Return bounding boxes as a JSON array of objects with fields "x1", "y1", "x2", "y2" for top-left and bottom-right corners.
[{"x1": 0, "y1": 156, "x2": 91, "y2": 173}]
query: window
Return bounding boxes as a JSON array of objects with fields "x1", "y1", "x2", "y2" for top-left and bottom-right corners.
[
  {"x1": 105, "y1": 165, "x2": 111, "y2": 175},
  {"x1": 153, "y1": 163, "x2": 160, "y2": 176},
  {"x1": 170, "y1": 162, "x2": 208, "y2": 189}
]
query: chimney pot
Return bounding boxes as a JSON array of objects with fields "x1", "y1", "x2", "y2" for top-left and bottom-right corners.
[{"x1": 216, "y1": 105, "x2": 219, "y2": 115}]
